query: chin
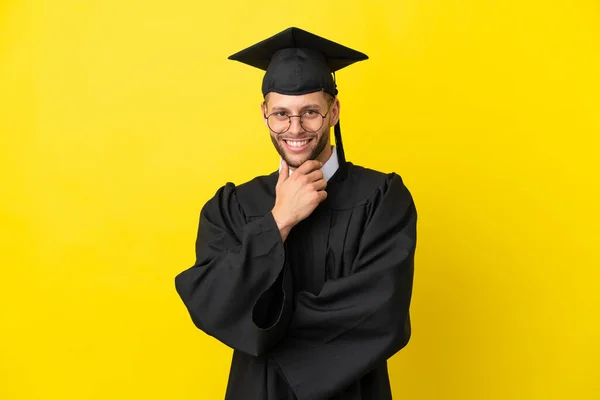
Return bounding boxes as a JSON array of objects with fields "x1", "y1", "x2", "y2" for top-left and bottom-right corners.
[
  {"x1": 281, "y1": 148, "x2": 316, "y2": 168},
  {"x1": 284, "y1": 155, "x2": 308, "y2": 169}
]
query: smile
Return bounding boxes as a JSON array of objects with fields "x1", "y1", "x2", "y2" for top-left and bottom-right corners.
[{"x1": 283, "y1": 139, "x2": 312, "y2": 152}]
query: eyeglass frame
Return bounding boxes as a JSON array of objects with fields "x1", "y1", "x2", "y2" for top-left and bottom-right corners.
[{"x1": 262, "y1": 97, "x2": 335, "y2": 134}]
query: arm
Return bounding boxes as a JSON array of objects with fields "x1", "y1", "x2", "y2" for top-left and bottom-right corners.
[
  {"x1": 174, "y1": 183, "x2": 292, "y2": 357},
  {"x1": 269, "y1": 174, "x2": 417, "y2": 400}
]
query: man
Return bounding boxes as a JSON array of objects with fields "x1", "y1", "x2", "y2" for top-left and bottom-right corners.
[{"x1": 175, "y1": 27, "x2": 417, "y2": 400}]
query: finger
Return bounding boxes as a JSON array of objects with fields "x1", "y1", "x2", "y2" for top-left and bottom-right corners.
[
  {"x1": 305, "y1": 169, "x2": 324, "y2": 182},
  {"x1": 312, "y1": 179, "x2": 327, "y2": 191},
  {"x1": 278, "y1": 160, "x2": 289, "y2": 184},
  {"x1": 296, "y1": 160, "x2": 323, "y2": 175},
  {"x1": 317, "y1": 190, "x2": 328, "y2": 203}
]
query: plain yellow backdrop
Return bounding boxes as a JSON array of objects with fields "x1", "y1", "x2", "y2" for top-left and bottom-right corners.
[{"x1": 1, "y1": 0, "x2": 599, "y2": 399}]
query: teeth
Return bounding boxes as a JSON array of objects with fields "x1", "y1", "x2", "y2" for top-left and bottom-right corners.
[{"x1": 286, "y1": 140, "x2": 309, "y2": 147}]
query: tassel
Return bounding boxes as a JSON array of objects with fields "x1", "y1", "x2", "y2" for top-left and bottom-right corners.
[{"x1": 334, "y1": 119, "x2": 346, "y2": 166}]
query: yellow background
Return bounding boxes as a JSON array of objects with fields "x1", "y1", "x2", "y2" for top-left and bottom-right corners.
[{"x1": 1, "y1": 0, "x2": 599, "y2": 399}]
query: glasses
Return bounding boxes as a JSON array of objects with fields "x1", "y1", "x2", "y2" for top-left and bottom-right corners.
[{"x1": 264, "y1": 103, "x2": 333, "y2": 134}]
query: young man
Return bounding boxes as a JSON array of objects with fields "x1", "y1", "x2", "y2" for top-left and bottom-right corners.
[{"x1": 175, "y1": 27, "x2": 417, "y2": 400}]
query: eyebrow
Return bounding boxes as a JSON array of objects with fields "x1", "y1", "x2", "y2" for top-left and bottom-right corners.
[{"x1": 270, "y1": 104, "x2": 324, "y2": 113}]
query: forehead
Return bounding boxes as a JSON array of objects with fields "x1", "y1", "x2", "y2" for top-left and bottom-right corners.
[{"x1": 266, "y1": 91, "x2": 329, "y2": 110}]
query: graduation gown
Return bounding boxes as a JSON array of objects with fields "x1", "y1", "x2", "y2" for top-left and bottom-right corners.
[{"x1": 175, "y1": 161, "x2": 417, "y2": 400}]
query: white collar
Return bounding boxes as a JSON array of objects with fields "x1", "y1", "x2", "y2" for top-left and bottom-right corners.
[{"x1": 279, "y1": 146, "x2": 339, "y2": 182}]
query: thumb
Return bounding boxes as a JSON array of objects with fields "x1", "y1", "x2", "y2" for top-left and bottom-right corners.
[{"x1": 278, "y1": 159, "x2": 289, "y2": 184}]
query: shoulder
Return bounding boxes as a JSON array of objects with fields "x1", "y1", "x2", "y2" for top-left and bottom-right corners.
[
  {"x1": 204, "y1": 171, "x2": 278, "y2": 218},
  {"x1": 346, "y1": 163, "x2": 417, "y2": 229},
  {"x1": 348, "y1": 163, "x2": 394, "y2": 186},
  {"x1": 339, "y1": 163, "x2": 411, "y2": 207},
  {"x1": 235, "y1": 171, "x2": 278, "y2": 199}
]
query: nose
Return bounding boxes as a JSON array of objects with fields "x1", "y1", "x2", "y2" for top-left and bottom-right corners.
[{"x1": 287, "y1": 115, "x2": 303, "y2": 134}]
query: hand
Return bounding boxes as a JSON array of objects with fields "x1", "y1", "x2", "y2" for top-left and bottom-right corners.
[{"x1": 271, "y1": 160, "x2": 328, "y2": 242}]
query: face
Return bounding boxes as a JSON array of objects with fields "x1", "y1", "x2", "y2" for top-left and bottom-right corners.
[{"x1": 262, "y1": 91, "x2": 340, "y2": 169}]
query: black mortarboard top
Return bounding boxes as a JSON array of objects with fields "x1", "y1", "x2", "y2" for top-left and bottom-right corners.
[{"x1": 228, "y1": 27, "x2": 368, "y2": 168}]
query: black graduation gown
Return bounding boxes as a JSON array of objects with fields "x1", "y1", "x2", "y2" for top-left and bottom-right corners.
[{"x1": 175, "y1": 161, "x2": 417, "y2": 400}]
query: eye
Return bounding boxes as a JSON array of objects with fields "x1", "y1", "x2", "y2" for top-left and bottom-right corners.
[
  {"x1": 303, "y1": 109, "x2": 320, "y2": 119},
  {"x1": 269, "y1": 111, "x2": 287, "y2": 119}
]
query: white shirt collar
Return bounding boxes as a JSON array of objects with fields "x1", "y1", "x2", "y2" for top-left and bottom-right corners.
[{"x1": 279, "y1": 146, "x2": 339, "y2": 182}]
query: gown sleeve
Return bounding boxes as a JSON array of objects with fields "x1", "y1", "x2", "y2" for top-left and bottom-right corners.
[
  {"x1": 268, "y1": 173, "x2": 417, "y2": 400},
  {"x1": 174, "y1": 182, "x2": 293, "y2": 357}
]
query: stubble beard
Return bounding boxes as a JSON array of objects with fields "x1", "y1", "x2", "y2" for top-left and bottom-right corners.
[{"x1": 270, "y1": 127, "x2": 330, "y2": 169}]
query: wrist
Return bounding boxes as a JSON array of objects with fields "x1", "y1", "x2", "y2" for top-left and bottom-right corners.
[{"x1": 271, "y1": 208, "x2": 294, "y2": 237}]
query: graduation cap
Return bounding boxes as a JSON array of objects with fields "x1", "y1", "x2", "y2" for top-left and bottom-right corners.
[{"x1": 228, "y1": 27, "x2": 368, "y2": 167}]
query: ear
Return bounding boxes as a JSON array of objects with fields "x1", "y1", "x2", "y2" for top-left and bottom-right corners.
[{"x1": 261, "y1": 101, "x2": 268, "y2": 127}]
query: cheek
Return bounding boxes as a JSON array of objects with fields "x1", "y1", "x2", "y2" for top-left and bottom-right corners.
[{"x1": 319, "y1": 126, "x2": 330, "y2": 142}]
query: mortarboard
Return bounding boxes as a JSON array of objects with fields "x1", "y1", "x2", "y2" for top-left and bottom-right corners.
[{"x1": 228, "y1": 27, "x2": 368, "y2": 167}]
